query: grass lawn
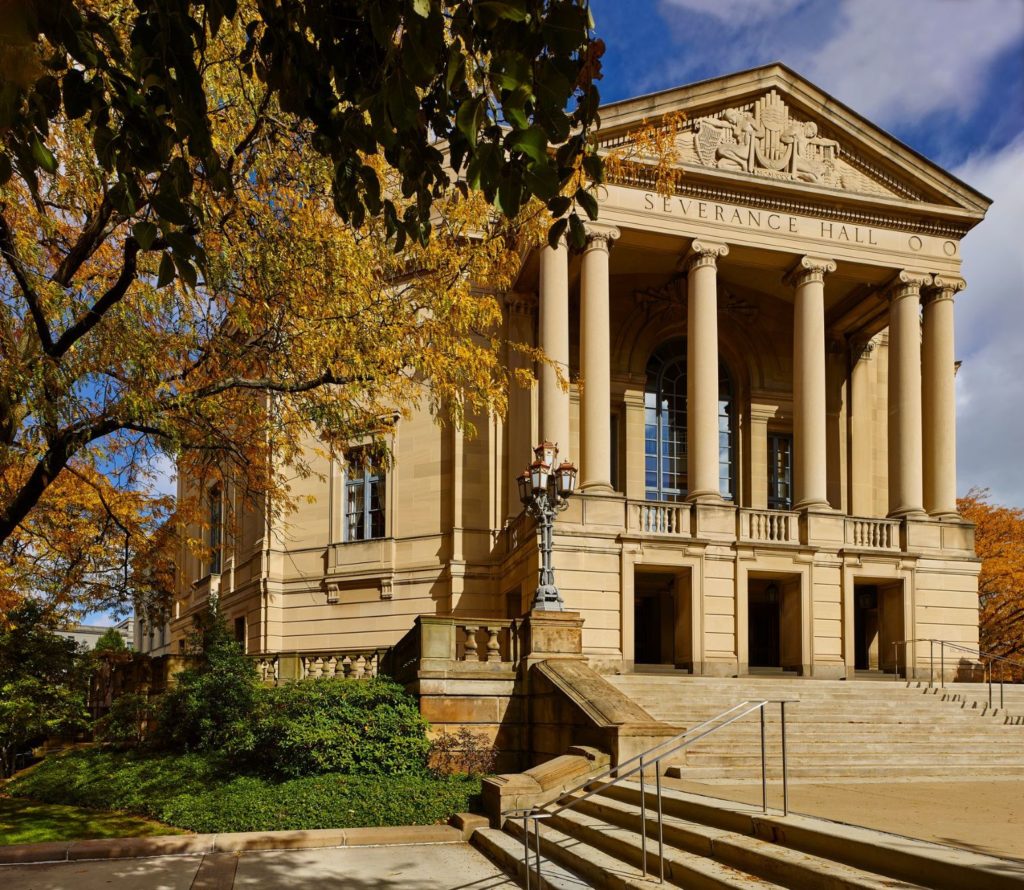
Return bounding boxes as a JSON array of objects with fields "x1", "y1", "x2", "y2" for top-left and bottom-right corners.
[{"x1": 0, "y1": 796, "x2": 184, "y2": 846}]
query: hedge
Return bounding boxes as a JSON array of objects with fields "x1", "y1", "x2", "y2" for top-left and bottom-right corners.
[{"x1": 6, "y1": 749, "x2": 479, "y2": 833}]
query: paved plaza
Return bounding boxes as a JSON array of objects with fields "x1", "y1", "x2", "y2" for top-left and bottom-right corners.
[{"x1": 0, "y1": 841, "x2": 519, "y2": 890}]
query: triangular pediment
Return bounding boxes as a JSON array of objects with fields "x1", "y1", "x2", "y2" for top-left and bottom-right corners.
[{"x1": 597, "y1": 64, "x2": 990, "y2": 228}]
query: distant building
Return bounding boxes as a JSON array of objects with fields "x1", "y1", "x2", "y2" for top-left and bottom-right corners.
[{"x1": 59, "y1": 618, "x2": 134, "y2": 651}]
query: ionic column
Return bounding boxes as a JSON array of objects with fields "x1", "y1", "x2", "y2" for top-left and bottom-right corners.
[
  {"x1": 539, "y1": 238, "x2": 570, "y2": 458},
  {"x1": 786, "y1": 256, "x2": 836, "y2": 511},
  {"x1": 922, "y1": 276, "x2": 965, "y2": 519},
  {"x1": 886, "y1": 271, "x2": 930, "y2": 518},
  {"x1": 848, "y1": 335, "x2": 877, "y2": 517},
  {"x1": 505, "y1": 292, "x2": 538, "y2": 518},
  {"x1": 685, "y1": 239, "x2": 729, "y2": 502},
  {"x1": 580, "y1": 224, "x2": 620, "y2": 492}
]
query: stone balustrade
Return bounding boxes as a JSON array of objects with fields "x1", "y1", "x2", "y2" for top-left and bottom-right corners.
[
  {"x1": 456, "y1": 620, "x2": 519, "y2": 664},
  {"x1": 739, "y1": 508, "x2": 799, "y2": 544},
  {"x1": 627, "y1": 500, "x2": 690, "y2": 536},
  {"x1": 249, "y1": 648, "x2": 390, "y2": 685},
  {"x1": 845, "y1": 517, "x2": 900, "y2": 550}
]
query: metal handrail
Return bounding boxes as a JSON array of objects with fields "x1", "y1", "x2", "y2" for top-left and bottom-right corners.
[
  {"x1": 893, "y1": 637, "x2": 1024, "y2": 710},
  {"x1": 508, "y1": 698, "x2": 796, "y2": 887}
]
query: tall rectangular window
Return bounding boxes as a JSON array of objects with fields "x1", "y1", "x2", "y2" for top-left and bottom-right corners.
[
  {"x1": 344, "y1": 450, "x2": 386, "y2": 542},
  {"x1": 767, "y1": 434, "x2": 793, "y2": 510},
  {"x1": 208, "y1": 484, "x2": 222, "y2": 574}
]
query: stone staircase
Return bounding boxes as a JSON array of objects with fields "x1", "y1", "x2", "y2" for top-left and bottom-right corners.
[
  {"x1": 913, "y1": 680, "x2": 1024, "y2": 724},
  {"x1": 602, "y1": 674, "x2": 1024, "y2": 781},
  {"x1": 473, "y1": 780, "x2": 1024, "y2": 889}
]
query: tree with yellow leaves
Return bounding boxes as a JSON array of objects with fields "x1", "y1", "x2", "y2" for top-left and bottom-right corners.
[
  {"x1": 958, "y1": 489, "x2": 1024, "y2": 669},
  {"x1": 0, "y1": 1, "x2": 605, "y2": 614}
]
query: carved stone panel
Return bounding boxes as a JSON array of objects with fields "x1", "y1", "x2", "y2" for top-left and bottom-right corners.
[{"x1": 675, "y1": 91, "x2": 918, "y2": 201}]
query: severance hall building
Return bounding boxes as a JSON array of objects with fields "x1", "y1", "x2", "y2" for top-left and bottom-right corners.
[{"x1": 148, "y1": 65, "x2": 989, "y2": 682}]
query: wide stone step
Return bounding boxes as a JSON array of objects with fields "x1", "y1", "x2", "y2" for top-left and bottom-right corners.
[
  {"x1": 599, "y1": 782, "x2": 1024, "y2": 890},
  {"x1": 473, "y1": 825, "x2": 593, "y2": 889},
  {"x1": 568, "y1": 789, "x2": 925, "y2": 890},
  {"x1": 505, "y1": 811, "x2": 783, "y2": 890}
]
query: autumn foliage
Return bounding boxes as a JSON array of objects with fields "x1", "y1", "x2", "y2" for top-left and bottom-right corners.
[{"x1": 958, "y1": 488, "x2": 1024, "y2": 671}]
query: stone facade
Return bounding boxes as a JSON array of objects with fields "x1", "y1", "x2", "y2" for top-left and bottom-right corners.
[{"x1": 161, "y1": 64, "x2": 988, "y2": 685}]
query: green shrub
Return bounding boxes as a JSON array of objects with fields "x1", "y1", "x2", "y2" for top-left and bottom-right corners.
[
  {"x1": 155, "y1": 612, "x2": 259, "y2": 753},
  {"x1": 94, "y1": 693, "x2": 154, "y2": 747},
  {"x1": 6, "y1": 748, "x2": 478, "y2": 833},
  {"x1": 241, "y1": 677, "x2": 431, "y2": 778}
]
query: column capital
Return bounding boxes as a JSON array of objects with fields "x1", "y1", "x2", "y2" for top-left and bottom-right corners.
[
  {"x1": 885, "y1": 270, "x2": 932, "y2": 302},
  {"x1": 582, "y1": 223, "x2": 620, "y2": 252},
  {"x1": 784, "y1": 255, "x2": 836, "y2": 289},
  {"x1": 684, "y1": 238, "x2": 729, "y2": 272},
  {"x1": 504, "y1": 291, "x2": 537, "y2": 316},
  {"x1": 923, "y1": 275, "x2": 966, "y2": 303},
  {"x1": 849, "y1": 334, "x2": 878, "y2": 364}
]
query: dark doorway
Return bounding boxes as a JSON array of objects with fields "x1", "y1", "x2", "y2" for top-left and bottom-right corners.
[
  {"x1": 854, "y1": 585, "x2": 879, "y2": 670},
  {"x1": 634, "y1": 572, "x2": 677, "y2": 665},
  {"x1": 748, "y1": 583, "x2": 781, "y2": 668}
]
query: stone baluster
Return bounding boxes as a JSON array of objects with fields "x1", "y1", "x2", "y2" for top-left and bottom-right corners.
[
  {"x1": 463, "y1": 626, "x2": 479, "y2": 662},
  {"x1": 485, "y1": 627, "x2": 502, "y2": 662}
]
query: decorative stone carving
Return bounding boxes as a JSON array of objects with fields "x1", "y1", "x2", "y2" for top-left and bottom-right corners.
[
  {"x1": 326, "y1": 582, "x2": 341, "y2": 605},
  {"x1": 672, "y1": 90, "x2": 919, "y2": 200},
  {"x1": 379, "y1": 578, "x2": 394, "y2": 600}
]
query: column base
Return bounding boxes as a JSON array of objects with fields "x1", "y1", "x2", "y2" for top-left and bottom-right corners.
[
  {"x1": 686, "y1": 489, "x2": 725, "y2": 504},
  {"x1": 887, "y1": 507, "x2": 928, "y2": 519},
  {"x1": 928, "y1": 510, "x2": 961, "y2": 521},
  {"x1": 794, "y1": 498, "x2": 834, "y2": 513},
  {"x1": 580, "y1": 481, "x2": 615, "y2": 495}
]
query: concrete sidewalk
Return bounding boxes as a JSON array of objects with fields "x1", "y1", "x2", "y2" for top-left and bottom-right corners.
[
  {"x1": 0, "y1": 841, "x2": 518, "y2": 890},
  {"x1": 667, "y1": 775, "x2": 1024, "y2": 862}
]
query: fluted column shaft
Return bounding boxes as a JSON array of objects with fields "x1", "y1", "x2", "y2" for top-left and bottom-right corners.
[
  {"x1": 580, "y1": 225, "x2": 620, "y2": 492},
  {"x1": 539, "y1": 239, "x2": 570, "y2": 458},
  {"x1": 685, "y1": 240, "x2": 728, "y2": 502},
  {"x1": 887, "y1": 272, "x2": 929, "y2": 518},
  {"x1": 922, "y1": 276, "x2": 964, "y2": 518},
  {"x1": 787, "y1": 256, "x2": 835, "y2": 511}
]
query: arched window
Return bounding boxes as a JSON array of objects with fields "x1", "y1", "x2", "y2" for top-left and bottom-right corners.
[{"x1": 645, "y1": 339, "x2": 735, "y2": 501}]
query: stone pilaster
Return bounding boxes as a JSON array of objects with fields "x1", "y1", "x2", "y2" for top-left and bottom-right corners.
[
  {"x1": 685, "y1": 239, "x2": 729, "y2": 502},
  {"x1": 886, "y1": 271, "x2": 931, "y2": 518},
  {"x1": 579, "y1": 224, "x2": 620, "y2": 492},
  {"x1": 785, "y1": 255, "x2": 836, "y2": 511},
  {"x1": 922, "y1": 275, "x2": 965, "y2": 519}
]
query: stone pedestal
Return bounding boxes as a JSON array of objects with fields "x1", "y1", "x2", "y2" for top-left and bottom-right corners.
[{"x1": 520, "y1": 610, "x2": 584, "y2": 669}]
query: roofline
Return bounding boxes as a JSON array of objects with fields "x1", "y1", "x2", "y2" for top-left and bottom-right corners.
[{"x1": 596, "y1": 62, "x2": 993, "y2": 212}]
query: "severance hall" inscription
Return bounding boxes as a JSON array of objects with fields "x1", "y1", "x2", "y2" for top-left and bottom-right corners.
[{"x1": 642, "y1": 192, "x2": 880, "y2": 245}]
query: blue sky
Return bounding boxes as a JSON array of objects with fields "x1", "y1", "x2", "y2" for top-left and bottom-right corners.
[{"x1": 592, "y1": 0, "x2": 1024, "y2": 507}]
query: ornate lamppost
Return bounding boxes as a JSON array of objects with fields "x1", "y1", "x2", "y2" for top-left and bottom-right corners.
[{"x1": 517, "y1": 442, "x2": 578, "y2": 611}]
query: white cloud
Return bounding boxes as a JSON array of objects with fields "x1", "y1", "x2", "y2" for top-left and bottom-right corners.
[
  {"x1": 799, "y1": 0, "x2": 1024, "y2": 125},
  {"x1": 660, "y1": 0, "x2": 805, "y2": 25},
  {"x1": 953, "y1": 135, "x2": 1024, "y2": 505}
]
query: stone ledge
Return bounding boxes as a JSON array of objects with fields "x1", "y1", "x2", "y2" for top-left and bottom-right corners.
[{"x1": 0, "y1": 824, "x2": 463, "y2": 865}]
